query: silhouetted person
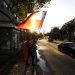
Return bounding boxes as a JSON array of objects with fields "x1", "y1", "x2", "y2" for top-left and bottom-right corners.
[{"x1": 27, "y1": 33, "x2": 37, "y2": 66}]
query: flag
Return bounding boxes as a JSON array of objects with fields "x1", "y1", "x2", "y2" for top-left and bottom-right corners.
[{"x1": 17, "y1": 11, "x2": 46, "y2": 31}]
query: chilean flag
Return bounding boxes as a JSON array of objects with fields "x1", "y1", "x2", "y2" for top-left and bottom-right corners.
[{"x1": 17, "y1": 11, "x2": 46, "y2": 30}]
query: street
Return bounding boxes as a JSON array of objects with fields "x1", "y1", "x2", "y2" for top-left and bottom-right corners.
[
  {"x1": 8, "y1": 39, "x2": 75, "y2": 75},
  {"x1": 37, "y1": 39, "x2": 75, "y2": 75}
]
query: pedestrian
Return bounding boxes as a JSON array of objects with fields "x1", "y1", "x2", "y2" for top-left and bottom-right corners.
[
  {"x1": 23, "y1": 32, "x2": 31, "y2": 65},
  {"x1": 27, "y1": 32, "x2": 37, "y2": 66},
  {"x1": 30, "y1": 33, "x2": 37, "y2": 66}
]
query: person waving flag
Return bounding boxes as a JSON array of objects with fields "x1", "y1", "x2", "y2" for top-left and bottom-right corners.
[
  {"x1": 17, "y1": 11, "x2": 47, "y2": 31},
  {"x1": 17, "y1": 11, "x2": 46, "y2": 64}
]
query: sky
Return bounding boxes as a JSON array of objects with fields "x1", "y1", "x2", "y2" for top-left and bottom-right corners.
[{"x1": 40, "y1": 0, "x2": 75, "y2": 33}]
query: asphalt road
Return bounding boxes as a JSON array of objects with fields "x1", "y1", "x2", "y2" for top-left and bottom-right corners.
[
  {"x1": 37, "y1": 39, "x2": 75, "y2": 75},
  {"x1": 8, "y1": 39, "x2": 75, "y2": 75}
]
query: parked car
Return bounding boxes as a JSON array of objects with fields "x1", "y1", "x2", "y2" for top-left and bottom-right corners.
[
  {"x1": 58, "y1": 42, "x2": 75, "y2": 57},
  {"x1": 48, "y1": 36, "x2": 53, "y2": 42}
]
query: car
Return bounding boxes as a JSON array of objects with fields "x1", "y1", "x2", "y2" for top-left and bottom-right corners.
[
  {"x1": 58, "y1": 42, "x2": 75, "y2": 57},
  {"x1": 48, "y1": 36, "x2": 53, "y2": 42}
]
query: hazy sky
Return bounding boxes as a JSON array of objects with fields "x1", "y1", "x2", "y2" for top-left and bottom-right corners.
[{"x1": 40, "y1": 0, "x2": 75, "y2": 33}]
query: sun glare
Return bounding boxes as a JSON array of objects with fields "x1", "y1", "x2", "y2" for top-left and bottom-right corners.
[
  {"x1": 29, "y1": 20, "x2": 36, "y2": 32},
  {"x1": 29, "y1": 23, "x2": 40, "y2": 33},
  {"x1": 40, "y1": 0, "x2": 75, "y2": 33}
]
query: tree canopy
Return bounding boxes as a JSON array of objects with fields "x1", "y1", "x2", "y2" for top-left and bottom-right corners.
[
  {"x1": 9, "y1": 0, "x2": 51, "y2": 20},
  {"x1": 50, "y1": 27, "x2": 59, "y2": 33}
]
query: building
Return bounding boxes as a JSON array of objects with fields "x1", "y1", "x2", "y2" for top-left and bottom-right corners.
[{"x1": 0, "y1": 0, "x2": 19, "y2": 26}]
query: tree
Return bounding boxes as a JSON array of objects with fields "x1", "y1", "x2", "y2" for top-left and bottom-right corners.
[
  {"x1": 7, "y1": 0, "x2": 51, "y2": 21},
  {"x1": 60, "y1": 18, "x2": 75, "y2": 41},
  {"x1": 50, "y1": 27, "x2": 59, "y2": 33},
  {"x1": 49, "y1": 27, "x2": 60, "y2": 40}
]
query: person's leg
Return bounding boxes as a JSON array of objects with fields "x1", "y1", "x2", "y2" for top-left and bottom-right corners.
[{"x1": 32, "y1": 52, "x2": 37, "y2": 66}]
